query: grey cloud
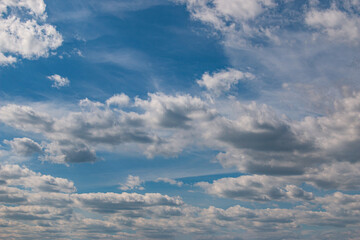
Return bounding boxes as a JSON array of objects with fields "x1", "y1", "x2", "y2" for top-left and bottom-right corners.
[
  {"x1": 0, "y1": 105, "x2": 54, "y2": 133},
  {"x1": 301, "y1": 162, "x2": 360, "y2": 191},
  {"x1": 0, "y1": 164, "x2": 32, "y2": 179},
  {"x1": 0, "y1": 93, "x2": 213, "y2": 163},
  {"x1": 244, "y1": 161, "x2": 306, "y2": 176},
  {"x1": 135, "y1": 93, "x2": 213, "y2": 129},
  {"x1": 28, "y1": 193, "x2": 73, "y2": 209},
  {"x1": 0, "y1": 186, "x2": 27, "y2": 204},
  {"x1": 217, "y1": 122, "x2": 313, "y2": 152},
  {"x1": 0, "y1": 205, "x2": 72, "y2": 221},
  {"x1": 44, "y1": 141, "x2": 97, "y2": 164},
  {"x1": 2, "y1": 89, "x2": 360, "y2": 194},
  {"x1": 75, "y1": 192, "x2": 183, "y2": 213},
  {"x1": 4, "y1": 138, "x2": 42, "y2": 156},
  {"x1": 197, "y1": 175, "x2": 314, "y2": 202}
]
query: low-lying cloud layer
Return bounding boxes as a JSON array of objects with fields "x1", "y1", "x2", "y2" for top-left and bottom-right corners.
[{"x1": 0, "y1": 164, "x2": 359, "y2": 239}]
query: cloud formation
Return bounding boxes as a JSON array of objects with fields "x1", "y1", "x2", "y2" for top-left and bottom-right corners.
[
  {"x1": 0, "y1": 0, "x2": 63, "y2": 65},
  {"x1": 47, "y1": 74, "x2": 70, "y2": 89},
  {"x1": 119, "y1": 175, "x2": 144, "y2": 191},
  {"x1": 4, "y1": 137, "x2": 42, "y2": 156},
  {"x1": 1, "y1": 1, "x2": 360, "y2": 238},
  {"x1": 0, "y1": 165, "x2": 359, "y2": 239},
  {"x1": 197, "y1": 68, "x2": 254, "y2": 95},
  {"x1": 197, "y1": 175, "x2": 314, "y2": 202}
]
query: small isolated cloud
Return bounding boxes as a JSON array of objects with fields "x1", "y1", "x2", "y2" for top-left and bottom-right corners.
[
  {"x1": 197, "y1": 68, "x2": 254, "y2": 95},
  {"x1": 155, "y1": 177, "x2": 183, "y2": 187},
  {"x1": 47, "y1": 74, "x2": 70, "y2": 89},
  {"x1": 106, "y1": 93, "x2": 130, "y2": 107},
  {"x1": 119, "y1": 175, "x2": 144, "y2": 191}
]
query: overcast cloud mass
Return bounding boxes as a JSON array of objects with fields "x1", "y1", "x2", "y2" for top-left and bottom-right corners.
[{"x1": 0, "y1": 0, "x2": 360, "y2": 239}]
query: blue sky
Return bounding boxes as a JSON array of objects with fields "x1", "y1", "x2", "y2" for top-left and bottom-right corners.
[{"x1": 1, "y1": 0, "x2": 360, "y2": 239}]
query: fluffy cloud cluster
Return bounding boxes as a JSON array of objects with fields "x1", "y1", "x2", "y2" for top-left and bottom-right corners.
[
  {"x1": 1, "y1": 1, "x2": 360, "y2": 238},
  {"x1": 197, "y1": 68, "x2": 254, "y2": 95},
  {"x1": 306, "y1": 6, "x2": 360, "y2": 44},
  {"x1": 179, "y1": 0, "x2": 360, "y2": 119},
  {"x1": 0, "y1": 0, "x2": 62, "y2": 65},
  {"x1": 181, "y1": 0, "x2": 360, "y2": 47},
  {"x1": 4, "y1": 137, "x2": 42, "y2": 156},
  {"x1": 119, "y1": 175, "x2": 144, "y2": 191},
  {"x1": 2, "y1": 86, "x2": 360, "y2": 191},
  {"x1": 197, "y1": 175, "x2": 314, "y2": 202},
  {"x1": 47, "y1": 74, "x2": 70, "y2": 89},
  {"x1": 0, "y1": 164, "x2": 359, "y2": 239}
]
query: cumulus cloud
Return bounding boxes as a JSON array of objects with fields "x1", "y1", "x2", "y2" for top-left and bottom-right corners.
[
  {"x1": 197, "y1": 175, "x2": 314, "y2": 202},
  {"x1": 0, "y1": 0, "x2": 63, "y2": 65},
  {"x1": 47, "y1": 74, "x2": 70, "y2": 89},
  {"x1": 106, "y1": 93, "x2": 130, "y2": 107},
  {"x1": 0, "y1": 0, "x2": 46, "y2": 17},
  {"x1": 305, "y1": 7, "x2": 360, "y2": 44},
  {"x1": 0, "y1": 165, "x2": 359, "y2": 239},
  {"x1": 75, "y1": 192, "x2": 183, "y2": 213},
  {"x1": 0, "y1": 164, "x2": 76, "y2": 193},
  {"x1": 0, "y1": 1, "x2": 360, "y2": 239},
  {"x1": 3, "y1": 137, "x2": 42, "y2": 156},
  {"x1": 119, "y1": 175, "x2": 144, "y2": 191},
  {"x1": 43, "y1": 141, "x2": 97, "y2": 164},
  {"x1": 0, "y1": 104, "x2": 54, "y2": 133},
  {"x1": 2, "y1": 83, "x2": 360, "y2": 200},
  {"x1": 0, "y1": 88, "x2": 358, "y2": 180},
  {"x1": 197, "y1": 68, "x2": 254, "y2": 95}
]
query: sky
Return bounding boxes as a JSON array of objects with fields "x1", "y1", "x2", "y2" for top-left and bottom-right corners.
[{"x1": 0, "y1": 0, "x2": 360, "y2": 239}]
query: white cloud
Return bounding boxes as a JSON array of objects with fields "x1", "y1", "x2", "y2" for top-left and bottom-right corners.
[
  {"x1": 0, "y1": 0, "x2": 62, "y2": 65},
  {"x1": 305, "y1": 8, "x2": 360, "y2": 43},
  {"x1": 181, "y1": 0, "x2": 277, "y2": 48},
  {"x1": 212, "y1": 0, "x2": 275, "y2": 21},
  {"x1": 197, "y1": 68, "x2": 254, "y2": 95},
  {"x1": 119, "y1": 175, "x2": 144, "y2": 191},
  {"x1": 47, "y1": 74, "x2": 70, "y2": 89},
  {"x1": 0, "y1": 53, "x2": 16, "y2": 65},
  {"x1": 155, "y1": 177, "x2": 183, "y2": 187},
  {"x1": 0, "y1": 164, "x2": 76, "y2": 193},
  {"x1": 106, "y1": 93, "x2": 130, "y2": 107}
]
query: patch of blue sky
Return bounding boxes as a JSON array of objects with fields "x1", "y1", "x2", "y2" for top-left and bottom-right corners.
[{"x1": 1, "y1": 3, "x2": 228, "y2": 105}]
